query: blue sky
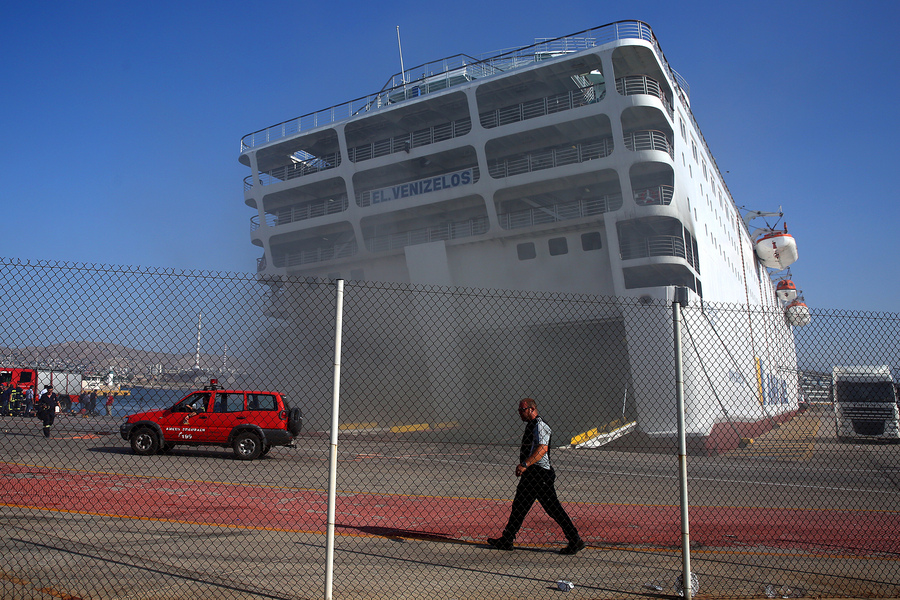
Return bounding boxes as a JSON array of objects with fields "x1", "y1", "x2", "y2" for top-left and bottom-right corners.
[{"x1": 2, "y1": 1, "x2": 898, "y2": 312}]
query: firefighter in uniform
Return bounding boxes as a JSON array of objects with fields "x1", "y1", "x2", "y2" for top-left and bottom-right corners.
[
  {"x1": 9, "y1": 386, "x2": 25, "y2": 416},
  {"x1": 0, "y1": 382, "x2": 11, "y2": 416},
  {"x1": 37, "y1": 386, "x2": 59, "y2": 438}
]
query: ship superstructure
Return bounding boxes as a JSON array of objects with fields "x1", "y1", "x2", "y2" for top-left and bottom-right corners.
[{"x1": 239, "y1": 21, "x2": 803, "y2": 452}]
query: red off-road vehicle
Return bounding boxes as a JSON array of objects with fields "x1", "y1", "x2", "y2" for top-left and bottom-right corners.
[{"x1": 120, "y1": 381, "x2": 302, "y2": 460}]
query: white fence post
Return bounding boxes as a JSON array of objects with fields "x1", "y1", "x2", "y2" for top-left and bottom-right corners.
[
  {"x1": 673, "y1": 286, "x2": 693, "y2": 600},
  {"x1": 325, "y1": 279, "x2": 345, "y2": 600}
]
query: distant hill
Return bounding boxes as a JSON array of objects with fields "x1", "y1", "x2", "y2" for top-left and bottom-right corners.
[{"x1": 0, "y1": 341, "x2": 248, "y2": 382}]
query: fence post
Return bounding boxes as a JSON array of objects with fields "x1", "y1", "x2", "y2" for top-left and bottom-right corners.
[
  {"x1": 673, "y1": 286, "x2": 692, "y2": 600},
  {"x1": 325, "y1": 279, "x2": 345, "y2": 600}
]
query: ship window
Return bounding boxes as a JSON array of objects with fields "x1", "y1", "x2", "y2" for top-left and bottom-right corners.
[
  {"x1": 548, "y1": 237, "x2": 568, "y2": 256},
  {"x1": 581, "y1": 232, "x2": 602, "y2": 251},
  {"x1": 517, "y1": 242, "x2": 536, "y2": 261}
]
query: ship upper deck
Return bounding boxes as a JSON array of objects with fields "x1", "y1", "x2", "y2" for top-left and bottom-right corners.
[{"x1": 239, "y1": 20, "x2": 689, "y2": 154}]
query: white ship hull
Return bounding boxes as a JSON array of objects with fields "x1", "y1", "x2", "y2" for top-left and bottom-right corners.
[{"x1": 240, "y1": 21, "x2": 801, "y2": 453}]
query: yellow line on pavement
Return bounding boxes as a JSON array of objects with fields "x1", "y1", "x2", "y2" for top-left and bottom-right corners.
[{"x1": 390, "y1": 423, "x2": 430, "y2": 432}]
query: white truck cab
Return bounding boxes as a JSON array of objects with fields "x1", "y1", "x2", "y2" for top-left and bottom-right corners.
[{"x1": 832, "y1": 365, "x2": 899, "y2": 441}]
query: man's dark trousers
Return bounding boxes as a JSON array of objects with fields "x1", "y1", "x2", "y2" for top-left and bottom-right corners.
[{"x1": 501, "y1": 465, "x2": 579, "y2": 542}]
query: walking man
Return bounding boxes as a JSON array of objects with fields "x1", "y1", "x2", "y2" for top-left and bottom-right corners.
[{"x1": 488, "y1": 398, "x2": 585, "y2": 554}]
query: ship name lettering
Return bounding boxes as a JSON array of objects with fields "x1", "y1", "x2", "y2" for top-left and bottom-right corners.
[{"x1": 373, "y1": 169, "x2": 473, "y2": 204}]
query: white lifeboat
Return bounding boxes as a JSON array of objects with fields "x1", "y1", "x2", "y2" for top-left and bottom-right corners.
[
  {"x1": 784, "y1": 299, "x2": 811, "y2": 327},
  {"x1": 776, "y1": 279, "x2": 798, "y2": 302},
  {"x1": 755, "y1": 225, "x2": 798, "y2": 270}
]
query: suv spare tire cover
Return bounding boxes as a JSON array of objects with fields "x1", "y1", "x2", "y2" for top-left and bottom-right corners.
[{"x1": 288, "y1": 407, "x2": 303, "y2": 435}]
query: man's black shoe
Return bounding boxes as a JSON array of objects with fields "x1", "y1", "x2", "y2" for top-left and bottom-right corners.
[
  {"x1": 559, "y1": 538, "x2": 585, "y2": 555},
  {"x1": 487, "y1": 537, "x2": 514, "y2": 551}
]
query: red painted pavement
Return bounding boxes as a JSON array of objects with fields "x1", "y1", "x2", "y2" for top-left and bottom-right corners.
[{"x1": 2, "y1": 463, "x2": 897, "y2": 554}]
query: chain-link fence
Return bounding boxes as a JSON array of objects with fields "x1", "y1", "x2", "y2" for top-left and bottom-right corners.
[{"x1": 1, "y1": 257, "x2": 898, "y2": 599}]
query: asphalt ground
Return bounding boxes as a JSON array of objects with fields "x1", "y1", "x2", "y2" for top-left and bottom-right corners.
[{"x1": 1, "y1": 406, "x2": 899, "y2": 600}]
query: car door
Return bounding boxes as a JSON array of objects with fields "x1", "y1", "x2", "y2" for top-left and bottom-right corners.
[
  {"x1": 160, "y1": 392, "x2": 213, "y2": 443},
  {"x1": 246, "y1": 393, "x2": 281, "y2": 429},
  {"x1": 203, "y1": 391, "x2": 247, "y2": 443}
]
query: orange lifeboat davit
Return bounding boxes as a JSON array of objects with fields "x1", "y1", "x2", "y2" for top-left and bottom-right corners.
[
  {"x1": 776, "y1": 279, "x2": 798, "y2": 302},
  {"x1": 784, "y1": 299, "x2": 811, "y2": 327},
  {"x1": 755, "y1": 224, "x2": 798, "y2": 270}
]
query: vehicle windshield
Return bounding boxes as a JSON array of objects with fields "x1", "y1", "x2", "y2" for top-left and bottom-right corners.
[{"x1": 836, "y1": 381, "x2": 896, "y2": 403}]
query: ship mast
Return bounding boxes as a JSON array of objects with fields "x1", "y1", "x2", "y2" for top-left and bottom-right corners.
[
  {"x1": 194, "y1": 313, "x2": 202, "y2": 371},
  {"x1": 397, "y1": 26, "x2": 407, "y2": 88}
]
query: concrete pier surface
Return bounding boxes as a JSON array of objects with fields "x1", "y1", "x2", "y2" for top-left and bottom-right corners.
[{"x1": 2, "y1": 405, "x2": 898, "y2": 599}]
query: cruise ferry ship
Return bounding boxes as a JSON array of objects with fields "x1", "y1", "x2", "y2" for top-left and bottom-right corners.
[{"x1": 239, "y1": 21, "x2": 803, "y2": 453}]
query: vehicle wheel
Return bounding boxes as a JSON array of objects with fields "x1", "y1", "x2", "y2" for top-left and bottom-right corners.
[
  {"x1": 233, "y1": 431, "x2": 262, "y2": 460},
  {"x1": 288, "y1": 407, "x2": 303, "y2": 436},
  {"x1": 130, "y1": 428, "x2": 159, "y2": 456},
  {"x1": 260, "y1": 444, "x2": 271, "y2": 457}
]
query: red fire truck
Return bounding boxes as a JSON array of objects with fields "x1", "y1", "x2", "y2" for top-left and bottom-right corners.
[{"x1": 1, "y1": 367, "x2": 83, "y2": 415}]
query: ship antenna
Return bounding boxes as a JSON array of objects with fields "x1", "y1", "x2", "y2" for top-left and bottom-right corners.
[{"x1": 396, "y1": 26, "x2": 407, "y2": 86}]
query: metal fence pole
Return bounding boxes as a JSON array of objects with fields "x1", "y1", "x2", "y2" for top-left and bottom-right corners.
[
  {"x1": 325, "y1": 279, "x2": 345, "y2": 600},
  {"x1": 673, "y1": 286, "x2": 692, "y2": 600}
]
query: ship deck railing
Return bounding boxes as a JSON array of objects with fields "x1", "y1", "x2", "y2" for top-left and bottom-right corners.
[
  {"x1": 615, "y1": 75, "x2": 673, "y2": 118},
  {"x1": 240, "y1": 21, "x2": 667, "y2": 152},
  {"x1": 633, "y1": 185, "x2": 674, "y2": 206},
  {"x1": 365, "y1": 217, "x2": 490, "y2": 253},
  {"x1": 250, "y1": 214, "x2": 275, "y2": 232},
  {"x1": 348, "y1": 117, "x2": 473, "y2": 164},
  {"x1": 620, "y1": 233, "x2": 699, "y2": 273},
  {"x1": 269, "y1": 217, "x2": 490, "y2": 269},
  {"x1": 478, "y1": 74, "x2": 672, "y2": 131},
  {"x1": 251, "y1": 195, "x2": 350, "y2": 232},
  {"x1": 623, "y1": 130, "x2": 674, "y2": 158},
  {"x1": 498, "y1": 194, "x2": 623, "y2": 230},
  {"x1": 488, "y1": 138, "x2": 614, "y2": 179},
  {"x1": 620, "y1": 235, "x2": 686, "y2": 261},
  {"x1": 244, "y1": 151, "x2": 342, "y2": 191},
  {"x1": 273, "y1": 240, "x2": 358, "y2": 269},
  {"x1": 479, "y1": 84, "x2": 605, "y2": 129}
]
